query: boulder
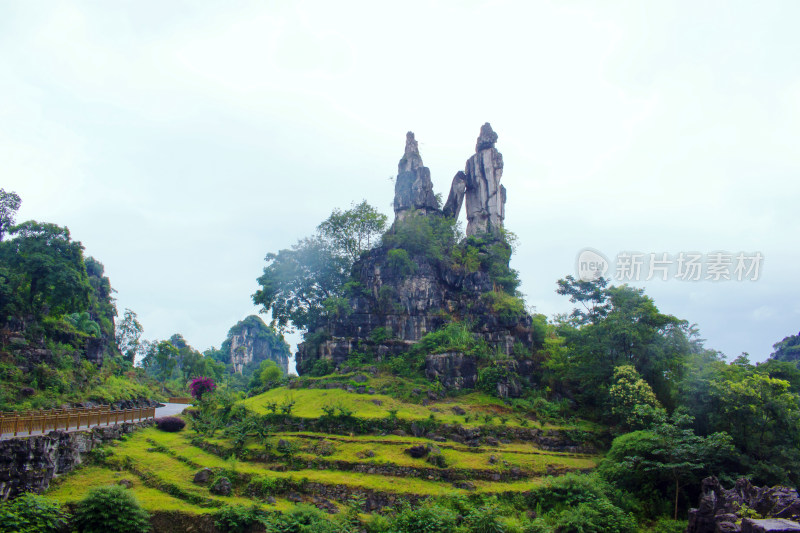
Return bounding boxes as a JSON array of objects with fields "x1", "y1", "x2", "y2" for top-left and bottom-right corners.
[{"x1": 193, "y1": 468, "x2": 214, "y2": 484}]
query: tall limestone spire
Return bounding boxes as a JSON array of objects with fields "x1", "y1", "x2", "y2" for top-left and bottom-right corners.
[
  {"x1": 445, "y1": 123, "x2": 506, "y2": 236},
  {"x1": 393, "y1": 132, "x2": 439, "y2": 221}
]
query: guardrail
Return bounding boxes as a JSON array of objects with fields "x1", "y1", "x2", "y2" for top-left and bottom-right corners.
[
  {"x1": 0, "y1": 405, "x2": 156, "y2": 437},
  {"x1": 167, "y1": 397, "x2": 193, "y2": 404}
]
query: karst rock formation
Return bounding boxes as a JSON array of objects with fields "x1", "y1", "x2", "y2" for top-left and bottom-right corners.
[
  {"x1": 296, "y1": 124, "x2": 535, "y2": 396},
  {"x1": 444, "y1": 122, "x2": 506, "y2": 236}
]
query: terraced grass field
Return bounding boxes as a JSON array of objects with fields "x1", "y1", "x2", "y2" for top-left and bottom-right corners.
[{"x1": 47, "y1": 384, "x2": 601, "y2": 520}]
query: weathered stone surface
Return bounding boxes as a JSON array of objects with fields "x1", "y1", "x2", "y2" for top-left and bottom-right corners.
[
  {"x1": 425, "y1": 353, "x2": 477, "y2": 390},
  {"x1": 405, "y1": 444, "x2": 429, "y2": 458},
  {"x1": 193, "y1": 468, "x2": 213, "y2": 484},
  {"x1": 0, "y1": 420, "x2": 152, "y2": 500},
  {"x1": 209, "y1": 476, "x2": 232, "y2": 496},
  {"x1": 393, "y1": 132, "x2": 439, "y2": 220},
  {"x1": 741, "y1": 519, "x2": 800, "y2": 533},
  {"x1": 443, "y1": 171, "x2": 467, "y2": 219},
  {"x1": 462, "y1": 123, "x2": 506, "y2": 236},
  {"x1": 687, "y1": 477, "x2": 800, "y2": 533}
]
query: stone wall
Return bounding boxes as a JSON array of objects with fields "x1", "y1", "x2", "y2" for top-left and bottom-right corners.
[{"x1": 0, "y1": 420, "x2": 153, "y2": 500}]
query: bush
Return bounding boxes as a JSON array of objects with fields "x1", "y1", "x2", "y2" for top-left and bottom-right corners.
[
  {"x1": 213, "y1": 504, "x2": 266, "y2": 533},
  {"x1": 189, "y1": 376, "x2": 216, "y2": 400},
  {"x1": 0, "y1": 492, "x2": 68, "y2": 533},
  {"x1": 155, "y1": 416, "x2": 186, "y2": 432},
  {"x1": 387, "y1": 248, "x2": 416, "y2": 277},
  {"x1": 549, "y1": 499, "x2": 636, "y2": 533},
  {"x1": 73, "y1": 485, "x2": 150, "y2": 533},
  {"x1": 390, "y1": 502, "x2": 458, "y2": 533}
]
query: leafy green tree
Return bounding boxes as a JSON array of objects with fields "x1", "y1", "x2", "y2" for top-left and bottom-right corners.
[
  {"x1": 0, "y1": 188, "x2": 21, "y2": 242},
  {"x1": 317, "y1": 200, "x2": 387, "y2": 263},
  {"x1": 554, "y1": 278, "x2": 691, "y2": 411},
  {"x1": 142, "y1": 340, "x2": 179, "y2": 384},
  {"x1": 709, "y1": 370, "x2": 800, "y2": 485},
  {"x1": 771, "y1": 331, "x2": 800, "y2": 365},
  {"x1": 607, "y1": 365, "x2": 665, "y2": 430},
  {"x1": 600, "y1": 413, "x2": 735, "y2": 519},
  {"x1": 0, "y1": 221, "x2": 91, "y2": 319},
  {"x1": 253, "y1": 236, "x2": 350, "y2": 333},
  {"x1": 116, "y1": 308, "x2": 144, "y2": 364}
]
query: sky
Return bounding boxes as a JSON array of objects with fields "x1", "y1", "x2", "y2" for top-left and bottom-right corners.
[{"x1": 2, "y1": 1, "x2": 799, "y2": 368}]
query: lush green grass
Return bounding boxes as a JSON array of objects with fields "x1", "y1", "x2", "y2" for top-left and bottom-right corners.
[
  {"x1": 46, "y1": 385, "x2": 603, "y2": 523},
  {"x1": 240, "y1": 386, "x2": 583, "y2": 430},
  {"x1": 47, "y1": 466, "x2": 211, "y2": 513}
]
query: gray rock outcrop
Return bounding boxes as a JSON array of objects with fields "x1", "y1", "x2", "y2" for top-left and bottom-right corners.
[
  {"x1": 393, "y1": 132, "x2": 439, "y2": 220},
  {"x1": 0, "y1": 421, "x2": 152, "y2": 500},
  {"x1": 445, "y1": 123, "x2": 506, "y2": 236},
  {"x1": 687, "y1": 477, "x2": 800, "y2": 533}
]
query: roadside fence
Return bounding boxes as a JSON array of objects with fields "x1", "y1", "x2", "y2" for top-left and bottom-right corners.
[{"x1": 0, "y1": 405, "x2": 156, "y2": 437}]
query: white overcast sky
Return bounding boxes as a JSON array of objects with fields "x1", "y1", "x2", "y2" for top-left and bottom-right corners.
[{"x1": 3, "y1": 1, "x2": 799, "y2": 366}]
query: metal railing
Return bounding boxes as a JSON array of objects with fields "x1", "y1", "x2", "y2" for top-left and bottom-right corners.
[{"x1": 0, "y1": 405, "x2": 156, "y2": 437}]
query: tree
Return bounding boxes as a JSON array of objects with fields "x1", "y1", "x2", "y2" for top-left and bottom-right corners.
[
  {"x1": 554, "y1": 279, "x2": 691, "y2": 410},
  {"x1": 253, "y1": 236, "x2": 350, "y2": 333},
  {"x1": 0, "y1": 188, "x2": 21, "y2": 242},
  {"x1": 0, "y1": 221, "x2": 91, "y2": 319},
  {"x1": 116, "y1": 308, "x2": 144, "y2": 364},
  {"x1": 600, "y1": 412, "x2": 735, "y2": 519},
  {"x1": 607, "y1": 365, "x2": 665, "y2": 430},
  {"x1": 256, "y1": 359, "x2": 283, "y2": 388},
  {"x1": 709, "y1": 371, "x2": 800, "y2": 485},
  {"x1": 556, "y1": 275, "x2": 610, "y2": 325},
  {"x1": 142, "y1": 340, "x2": 179, "y2": 384},
  {"x1": 771, "y1": 331, "x2": 800, "y2": 364},
  {"x1": 317, "y1": 200, "x2": 387, "y2": 263}
]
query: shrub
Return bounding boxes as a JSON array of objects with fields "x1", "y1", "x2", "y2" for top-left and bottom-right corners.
[
  {"x1": 73, "y1": 485, "x2": 150, "y2": 533},
  {"x1": 0, "y1": 492, "x2": 68, "y2": 533},
  {"x1": 549, "y1": 499, "x2": 636, "y2": 533},
  {"x1": 189, "y1": 376, "x2": 216, "y2": 400},
  {"x1": 387, "y1": 248, "x2": 416, "y2": 277},
  {"x1": 390, "y1": 502, "x2": 458, "y2": 533},
  {"x1": 273, "y1": 504, "x2": 343, "y2": 532},
  {"x1": 481, "y1": 291, "x2": 525, "y2": 323},
  {"x1": 213, "y1": 504, "x2": 266, "y2": 533},
  {"x1": 155, "y1": 416, "x2": 186, "y2": 432}
]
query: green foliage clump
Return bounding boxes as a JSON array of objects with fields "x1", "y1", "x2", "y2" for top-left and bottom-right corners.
[
  {"x1": 386, "y1": 248, "x2": 416, "y2": 277},
  {"x1": 481, "y1": 291, "x2": 525, "y2": 323},
  {"x1": 0, "y1": 492, "x2": 68, "y2": 533},
  {"x1": 607, "y1": 365, "x2": 665, "y2": 430},
  {"x1": 213, "y1": 504, "x2": 267, "y2": 533},
  {"x1": 389, "y1": 502, "x2": 458, "y2": 533},
  {"x1": 416, "y1": 322, "x2": 485, "y2": 356},
  {"x1": 73, "y1": 485, "x2": 150, "y2": 533},
  {"x1": 382, "y1": 211, "x2": 459, "y2": 263}
]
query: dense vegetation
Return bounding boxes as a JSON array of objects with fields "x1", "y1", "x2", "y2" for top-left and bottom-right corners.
[{"x1": 3, "y1": 191, "x2": 797, "y2": 531}]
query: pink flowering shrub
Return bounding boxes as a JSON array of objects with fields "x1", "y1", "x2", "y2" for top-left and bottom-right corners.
[{"x1": 189, "y1": 376, "x2": 216, "y2": 401}]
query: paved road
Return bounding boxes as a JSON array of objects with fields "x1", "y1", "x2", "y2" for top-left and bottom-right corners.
[
  {"x1": 155, "y1": 402, "x2": 191, "y2": 417},
  {"x1": 0, "y1": 403, "x2": 190, "y2": 440}
]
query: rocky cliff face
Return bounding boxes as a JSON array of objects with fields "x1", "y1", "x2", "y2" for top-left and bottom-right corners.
[
  {"x1": 225, "y1": 315, "x2": 290, "y2": 374},
  {"x1": 297, "y1": 125, "x2": 537, "y2": 395},
  {"x1": 687, "y1": 477, "x2": 800, "y2": 533},
  {"x1": 0, "y1": 421, "x2": 151, "y2": 500}
]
